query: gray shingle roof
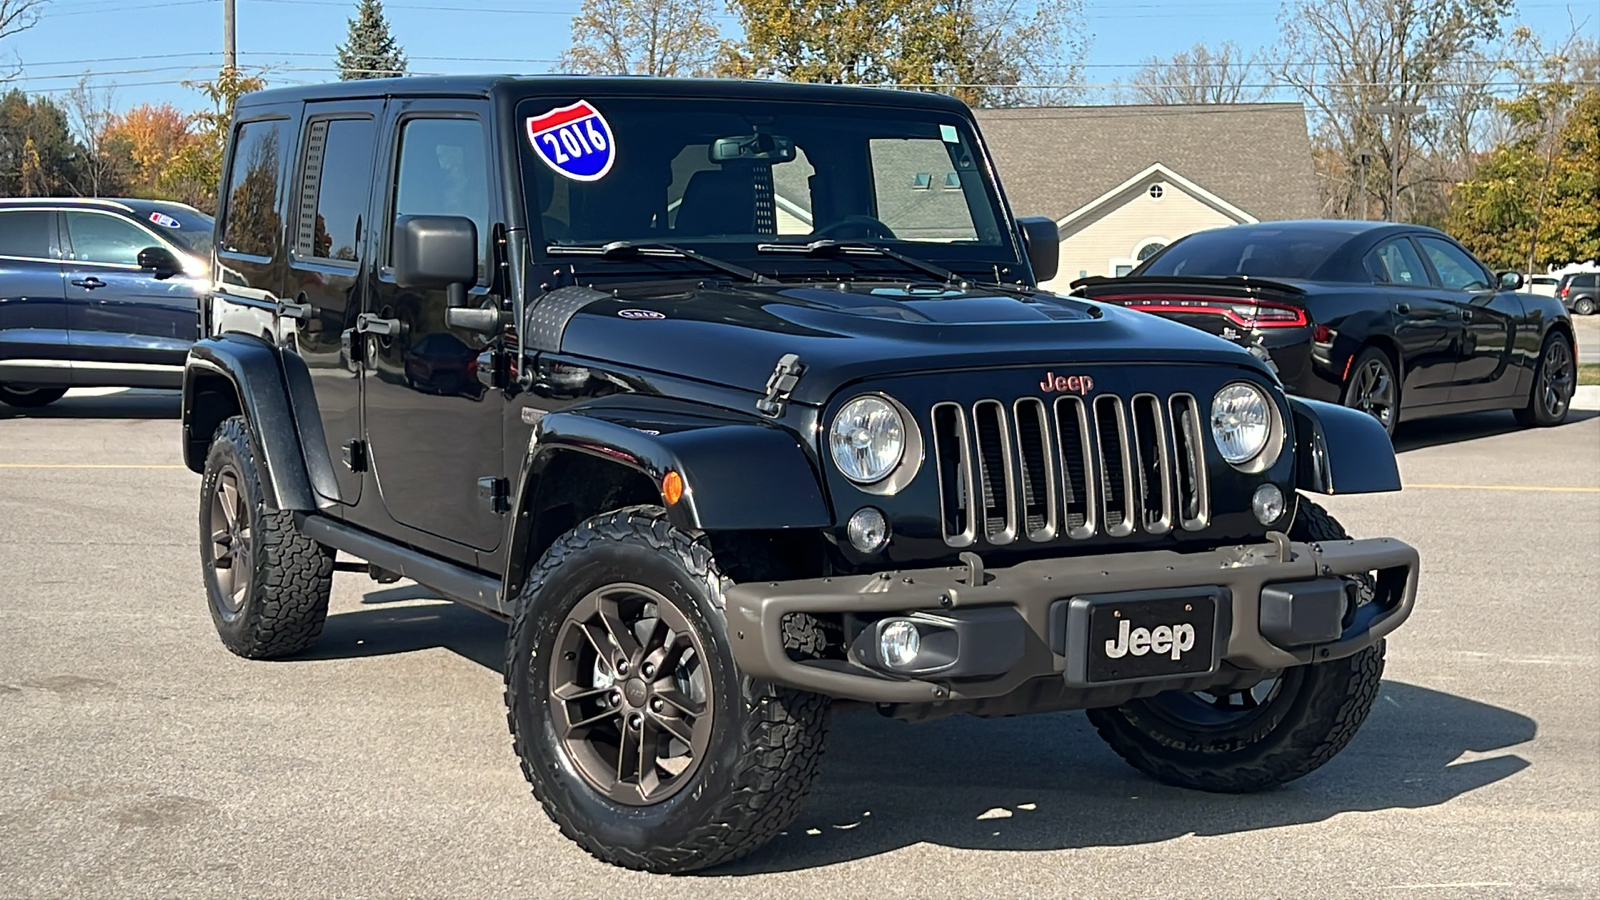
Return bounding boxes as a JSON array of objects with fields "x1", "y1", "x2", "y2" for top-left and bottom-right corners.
[{"x1": 973, "y1": 103, "x2": 1320, "y2": 223}]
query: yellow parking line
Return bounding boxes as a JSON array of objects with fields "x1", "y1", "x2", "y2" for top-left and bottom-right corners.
[
  {"x1": 1408, "y1": 482, "x2": 1600, "y2": 493},
  {"x1": 0, "y1": 464, "x2": 186, "y2": 470}
]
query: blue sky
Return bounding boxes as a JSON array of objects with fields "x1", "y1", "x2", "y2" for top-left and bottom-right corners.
[{"x1": 5, "y1": 0, "x2": 1597, "y2": 114}]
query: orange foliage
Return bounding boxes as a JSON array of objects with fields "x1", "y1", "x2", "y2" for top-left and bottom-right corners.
[{"x1": 100, "y1": 102, "x2": 197, "y2": 188}]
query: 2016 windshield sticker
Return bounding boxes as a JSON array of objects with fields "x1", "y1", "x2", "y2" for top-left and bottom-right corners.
[
  {"x1": 149, "y1": 212, "x2": 181, "y2": 228},
  {"x1": 527, "y1": 100, "x2": 615, "y2": 182}
]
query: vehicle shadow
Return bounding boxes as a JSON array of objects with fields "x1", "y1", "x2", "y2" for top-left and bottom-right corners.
[
  {"x1": 712, "y1": 682, "x2": 1533, "y2": 874},
  {"x1": 1393, "y1": 408, "x2": 1596, "y2": 453},
  {"x1": 303, "y1": 587, "x2": 506, "y2": 671},
  {"x1": 0, "y1": 389, "x2": 181, "y2": 421}
]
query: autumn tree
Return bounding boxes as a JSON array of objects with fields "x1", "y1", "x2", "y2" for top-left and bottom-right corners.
[
  {"x1": 1130, "y1": 41, "x2": 1266, "y2": 105},
  {"x1": 336, "y1": 0, "x2": 408, "y2": 80},
  {"x1": 0, "y1": 90, "x2": 89, "y2": 196},
  {"x1": 160, "y1": 68, "x2": 267, "y2": 213},
  {"x1": 101, "y1": 102, "x2": 197, "y2": 196},
  {"x1": 720, "y1": 0, "x2": 1089, "y2": 107},
  {"x1": 561, "y1": 0, "x2": 720, "y2": 76},
  {"x1": 65, "y1": 77, "x2": 122, "y2": 197}
]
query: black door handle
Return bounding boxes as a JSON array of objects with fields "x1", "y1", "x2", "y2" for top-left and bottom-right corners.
[
  {"x1": 1395, "y1": 302, "x2": 1411, "y2": 314},
  {"x1": 71, "y1": 277, "x2": 106, "y2": 290},
  {"x1": 1461, "y1": 308, "x2": 1474, "y2": 322}
]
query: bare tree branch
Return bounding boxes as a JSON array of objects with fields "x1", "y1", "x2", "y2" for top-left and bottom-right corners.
[{"x1": 1131, "y1": 41, "x2": 1268, "y2": 105}]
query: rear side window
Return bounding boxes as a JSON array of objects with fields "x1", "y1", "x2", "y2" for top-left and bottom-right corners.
[
  {"x1": 296, "y1": 118, "x2": 378, "y2": 262},
  {"x1": 1366, "y1": 239, "x2": 1430, "y2": 286},
  {"x1": 0, "y1": 210, "x2": 54, "y2": 259},
  {"x1": 390, "y1": 117, "x2": 490, "y2": 281},
  {"x1": 1416, "y1": 237, "x2": 1490, "y2": 291},
  {"x1": 221, "y1": 119, "x2": 286, "y2": 257}
]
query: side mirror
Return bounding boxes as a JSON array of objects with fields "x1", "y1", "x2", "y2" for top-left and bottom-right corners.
[
  {"x1": 1497, "y1": 271, "x2": 1524, "y2": 291},
  {"x1": 1015, "y1": 217, "x2": 1060, "y2": 285},
  {"x1": 137, "y1": 246, "x2": 181, "y2": 280},
  {"x1": 393, "y1": 215, "x2": 478, "y2": 307}
]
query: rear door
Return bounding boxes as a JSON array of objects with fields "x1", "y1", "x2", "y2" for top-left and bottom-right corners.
[
  {"x1": 1415, "y1": 235, "x2": 1522, "y2": 402},
  {"x1": 61, "y1": 209, "x2": 204, "y2": 373},
  {"x1": 0, "y1": 209, "x2": 68, "y2": 383},
  {"x1": 1365, "y1": 237, "x2": 1457, "y2": 408}
]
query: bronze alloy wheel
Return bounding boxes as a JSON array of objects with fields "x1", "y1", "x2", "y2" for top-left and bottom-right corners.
[
  {"x1": 1539, "y1": 336, "x2": 1574, "y2": 419},
  {"x1": 549, "y1": 582, "x2": 712, "y2": 806},
  {"x1": 1347, "y1": 355, "x2": 1397, "y2": 430},
  {"x1": 207, "y1": 464, "x2": 252, "y2": 618}
]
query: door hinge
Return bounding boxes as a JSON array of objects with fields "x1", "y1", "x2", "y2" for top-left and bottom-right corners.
[
  {"x1": 756, "y1": 352, "x2": 806, "y2": 417},
  {"x1": 342, "y1": 439, "x2": 368, "y2": 473},
  {"x1": 477, "y1": 476, "x2": 510, "y2": 514}
]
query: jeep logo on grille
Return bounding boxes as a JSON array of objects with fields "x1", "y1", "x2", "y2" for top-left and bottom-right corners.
[{"x1": 1040, "y1": 372, "x2": 1095, "y2": 395}]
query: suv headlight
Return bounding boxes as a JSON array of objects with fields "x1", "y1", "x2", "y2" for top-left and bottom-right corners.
[
  {"x1": 1211, "y1": 383, "x2": 1272, "y2": 465},
  {"x1": 829, "y1": 395, "x2": 906, "y2": 484}
]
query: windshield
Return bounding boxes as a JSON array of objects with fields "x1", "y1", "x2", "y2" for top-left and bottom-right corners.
[
  {"x1": 129, "y1": 203, "x2": 215, "y2": 256},
  {"x1": 1137, "y1": 228, "x2": 1342, "y2": 280},
  {"x1": 518, "y1": 96, "x2": 1015, "y2": 270}
]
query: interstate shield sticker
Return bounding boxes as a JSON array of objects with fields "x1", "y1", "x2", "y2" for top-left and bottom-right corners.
[{"x1": 526, "y1": 100, "x2": 615, "y2": 182}]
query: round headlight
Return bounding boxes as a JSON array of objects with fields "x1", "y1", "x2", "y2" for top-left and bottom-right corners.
[
  {"x1": 1211, "y1": 383, "x2": 1272, "y2": 465},
  {"x1": 829, "y1": 395, "x2": 906, "y2": 484}
]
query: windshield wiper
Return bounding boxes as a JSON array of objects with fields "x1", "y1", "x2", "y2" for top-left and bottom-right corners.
[
  {"x1": 546, "y1": 240, "x2": 773, "y2": 284},
  {"x1": 756, "y1": 238, "x2": 965, "y2": 285}
]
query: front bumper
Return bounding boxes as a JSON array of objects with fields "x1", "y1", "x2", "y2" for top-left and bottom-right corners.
[{"x1": 725, "y1": 534, "x2": 1418, "y2": 704}]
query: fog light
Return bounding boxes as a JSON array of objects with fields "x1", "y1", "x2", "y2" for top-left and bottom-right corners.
[
  {"x1": 1253, "y1": 484, "x2": 1286, "y2": 525},
  {"x1": 847, "y1": 507, "x2": 889, "y2": 553},
  {"x1": 879, "y1": 619, "x2": 921, "y2": 668}
]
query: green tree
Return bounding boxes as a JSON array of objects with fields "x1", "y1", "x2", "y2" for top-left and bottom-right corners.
[
  {"x1": 561, "y1": 0, "x2": 720, "y2": 76},
  {"x1": 336, "y1": 0, "x2": 408, "y2": 81},
  {"x1": 719, "y1": 0, "x2": 1089, "y2": 108},
  {"x1": 160, "y1": 68, "x2": 268, "y2": 213},
  {"x1": 0, "y1": 90, "x2": 90, "y2": 196}
]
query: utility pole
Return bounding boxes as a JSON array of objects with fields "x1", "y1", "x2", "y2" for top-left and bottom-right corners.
[
  {"x1": 1354, "y1": 147, "x2": 1374, "y2": 220},
  {"x1": 223, "y1": 0, "x2": 237, "y2": 71},
  {"x1": 1367, "y1": 102, "x2": 1426, "y2": 222}
]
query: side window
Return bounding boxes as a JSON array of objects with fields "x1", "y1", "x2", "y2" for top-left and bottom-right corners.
[
  {"x1": 391, "y1": 118, "x2": 490, "y2": 281},
  {"x1": 0, "y1": 210, "x2": 54, "y2": 259},
  {"x1": 869, "y1": 137, "x2": 978, "y2": 241},
  {"x1": 1367, "y1": 239, "x2": 1430, "y2": 287},
  {"x1": 1417, "y1": 237, "x2": 1490, "y2": 291},
  {"x1": 220, "y1": 119, "x2": 286, "y2": 257},
  {"x1": 296, "y1": 118, "x2": 378, "y2": 262},
  {"x1": 65, "y1": 213, "x2": 157, "y2": 267}
]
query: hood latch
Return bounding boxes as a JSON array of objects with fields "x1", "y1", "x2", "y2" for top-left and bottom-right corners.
[{"x1": 756, "y1": 353, "x2": 806, "y2": 417}]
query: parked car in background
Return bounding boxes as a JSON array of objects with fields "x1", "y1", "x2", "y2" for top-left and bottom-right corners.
[
  {"x1": 0, "y1": 198, "x2": 211, "y2": 408},
  {"x1": 1072, "y1": 221, "x2": 1576, "y2": 436},
  {"x1": 1521, "y1": 274, "x2": 1561, "y2": 298},
  {"x1": 1558, "y1": 271, "x2": 1598, "y2": 316}
]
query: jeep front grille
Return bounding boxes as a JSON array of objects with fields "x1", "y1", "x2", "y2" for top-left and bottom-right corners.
[{"x1": 931, "y1": 394, "x2": 1210, "y2": 547}]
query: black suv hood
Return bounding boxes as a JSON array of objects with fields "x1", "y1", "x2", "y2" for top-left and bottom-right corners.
[{"x1": 554, "y1": 280, "x2": 1274, "y2": 404}]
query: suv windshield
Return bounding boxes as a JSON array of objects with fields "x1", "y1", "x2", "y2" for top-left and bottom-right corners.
[
  {"x1": 519, "y1": 96, "x2": 1014, "y2": 270},
  {"x1": 1138, "y1": 228, "x2": 1342, "y2": 280},
  {"x1": 129, "y1": 203, "x2": 215, "y2": 256}
]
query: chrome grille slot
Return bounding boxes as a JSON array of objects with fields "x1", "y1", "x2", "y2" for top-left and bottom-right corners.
[
  {"x1": 1130, "y1": 394, "x2": 1173, "y2": 534},
  {"x1": 1170, "y1": 394, "x2": 1210, "y2": 530},
  {"x1": 1093, "y1": 396, "x2": 1135, "y2": 537},
  {"x1": 931, "y1": 402, "x2": 976, "y2": 547},
  {"x1": 971, "y1": 400, "x2": 1018, "y2": 544},
  {"x1": 1054, "y1": 396, "x2": 1095, "y2": 538},
  {"x1": 1013, "y1": 398, "x2": 1056, "y2": 541}
]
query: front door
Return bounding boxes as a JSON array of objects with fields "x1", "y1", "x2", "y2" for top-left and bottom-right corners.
[
  {"x1": 361, "y1": 106, "x2": 504, "y2": 551},
  {"x1": 60, "y1": 209, "x2": 203, "y2": 372},
  {"x1": 286, "y1": 103, "x2": 383, "y2": 504},
  {"x1": 1415, "y1": 235, "x2": 1523, "y2": 403}
]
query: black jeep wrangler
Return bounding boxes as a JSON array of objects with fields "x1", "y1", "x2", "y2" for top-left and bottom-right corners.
[{"x1": 182, "y1": 76, "x2": 1419, "y2": 873}]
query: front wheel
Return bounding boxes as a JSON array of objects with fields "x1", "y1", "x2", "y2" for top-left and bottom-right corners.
[
  {"x1": 505, "y1": 506, "x2": 828, "y2": 873},
  {"x1": 1514, "y1": 331, "x2": 1574, "y2": 427},
  {"x1": 0, "y1": 384, "x2": 68, "y2": 408},
  {"x1": 1086, "y1": 498, "x2": 1385, "y2": 792}
]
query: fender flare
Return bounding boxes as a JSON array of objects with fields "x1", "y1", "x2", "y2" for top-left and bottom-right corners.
[
  {"x1": 182, "y1": 335, "x2": 319, "y2": 512},
  {"x1": 1289, "y1": 396, "x2": 1401, "y2": 495},
  {"x1": 503, "y1": 399, "x2": 833, "y2": 596}
]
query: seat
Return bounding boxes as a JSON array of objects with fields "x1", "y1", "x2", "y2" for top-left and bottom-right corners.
[{"x1": 674, "y1": 168, "x2": 756, "y2": 236}]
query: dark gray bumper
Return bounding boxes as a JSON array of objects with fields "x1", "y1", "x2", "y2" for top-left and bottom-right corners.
[{"x1": 725, "y1": 535, "x2": 1418, "y2": 704}]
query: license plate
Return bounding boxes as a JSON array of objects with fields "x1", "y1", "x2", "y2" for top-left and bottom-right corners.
[{"x1": 1085, "y1": 594, "x2": 1217, "y2": 683}]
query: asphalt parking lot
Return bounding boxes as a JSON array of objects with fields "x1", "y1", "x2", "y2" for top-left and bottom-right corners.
[{"x1": 2, "y1": 388, "x2": 1597, "y2": 899}]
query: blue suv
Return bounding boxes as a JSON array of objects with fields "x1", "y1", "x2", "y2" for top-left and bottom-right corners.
[{"x1": 0, "y1": 198, "x2": 212, "y2": 408}]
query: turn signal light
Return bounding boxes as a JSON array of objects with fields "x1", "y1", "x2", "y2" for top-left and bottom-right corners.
[{"x1": 661, "y1": 470, "x2": 684, "y2": 506}]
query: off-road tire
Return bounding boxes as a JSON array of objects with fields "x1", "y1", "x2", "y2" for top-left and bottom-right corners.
[
  {"x1": 505, "y1": 506, "x2": 829, "y2": 873},
  {"x1": 1513, "y1": 331, "x2": 1575, "y2": 427},
  {"x1": 1086, "y1": 499, "x2": 1385, "y2": 793},
  {"x1": 0, "y1": 384, "x2": 68, "y2": 408},
  {"x1": 200, "y1": 416, "x2": 335, "y2": 658}
]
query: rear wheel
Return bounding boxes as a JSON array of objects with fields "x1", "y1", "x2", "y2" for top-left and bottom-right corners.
[
  {"x1": 1086, "y1": 499, "x2": 1385, "y2": 792},
  {"x1": 0, "y1": 384, "x2": 68, "y2": 408},
  {"x1": 1341, "y1": 347, "x2": 1399, "y2": 436},
  {"x1": 1514, "y1": 331, "x2": 1575, "y2": 427},
  {"x1": 1573, "y1": 297, "x2": 1595, "y2": 316}
]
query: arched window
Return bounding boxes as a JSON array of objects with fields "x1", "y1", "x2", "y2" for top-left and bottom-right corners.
[{"x1": 1135, "y1": 239, "x2": 1167, "y2": 261}]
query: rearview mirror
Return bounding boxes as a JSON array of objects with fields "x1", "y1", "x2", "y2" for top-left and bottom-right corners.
[
  {"x1": 137, "y1": 246, "x2": 181, "y2": 280},
  {"x1": 709, "y1": 132, "x2": 797, "y2": 163},
  {"x1": 1496, "y1": 271, "x2": 1524, "y2": 291},
  {"x1": 393, "y1": 215, "x2": 478, "y2": 308},
  {"x1": 1015, "y1": 217, "x2": 1059, "y2": 284}
]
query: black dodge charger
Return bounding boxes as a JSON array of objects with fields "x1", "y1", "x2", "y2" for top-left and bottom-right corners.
[{"x1": 1073, "y1": 221, "x2": 1577, "y2": 435}]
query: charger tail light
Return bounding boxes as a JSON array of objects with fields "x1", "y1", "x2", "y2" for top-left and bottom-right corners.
[{"x1": 1122, "y1": 296, "x2": 1309, "y2": 329}]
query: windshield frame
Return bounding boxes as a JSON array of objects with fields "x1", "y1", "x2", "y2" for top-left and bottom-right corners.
[{"x1": 511, "y1": 90, "x2": 1029, "y2": 283}]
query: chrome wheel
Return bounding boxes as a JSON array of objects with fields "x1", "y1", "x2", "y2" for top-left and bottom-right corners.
[
  {"x1": 1346, "y1": 355, "x2": 1397, "y2": 430},
  {"x1": 549, "y1": 583, "x2": 712, "y2": 806},
  {"x1": 207, "y1": 466, "x2": 252, "y2": 617},
  {"x1": 1539, "y1": 338, "x2": 1574, "y2": 419}
]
